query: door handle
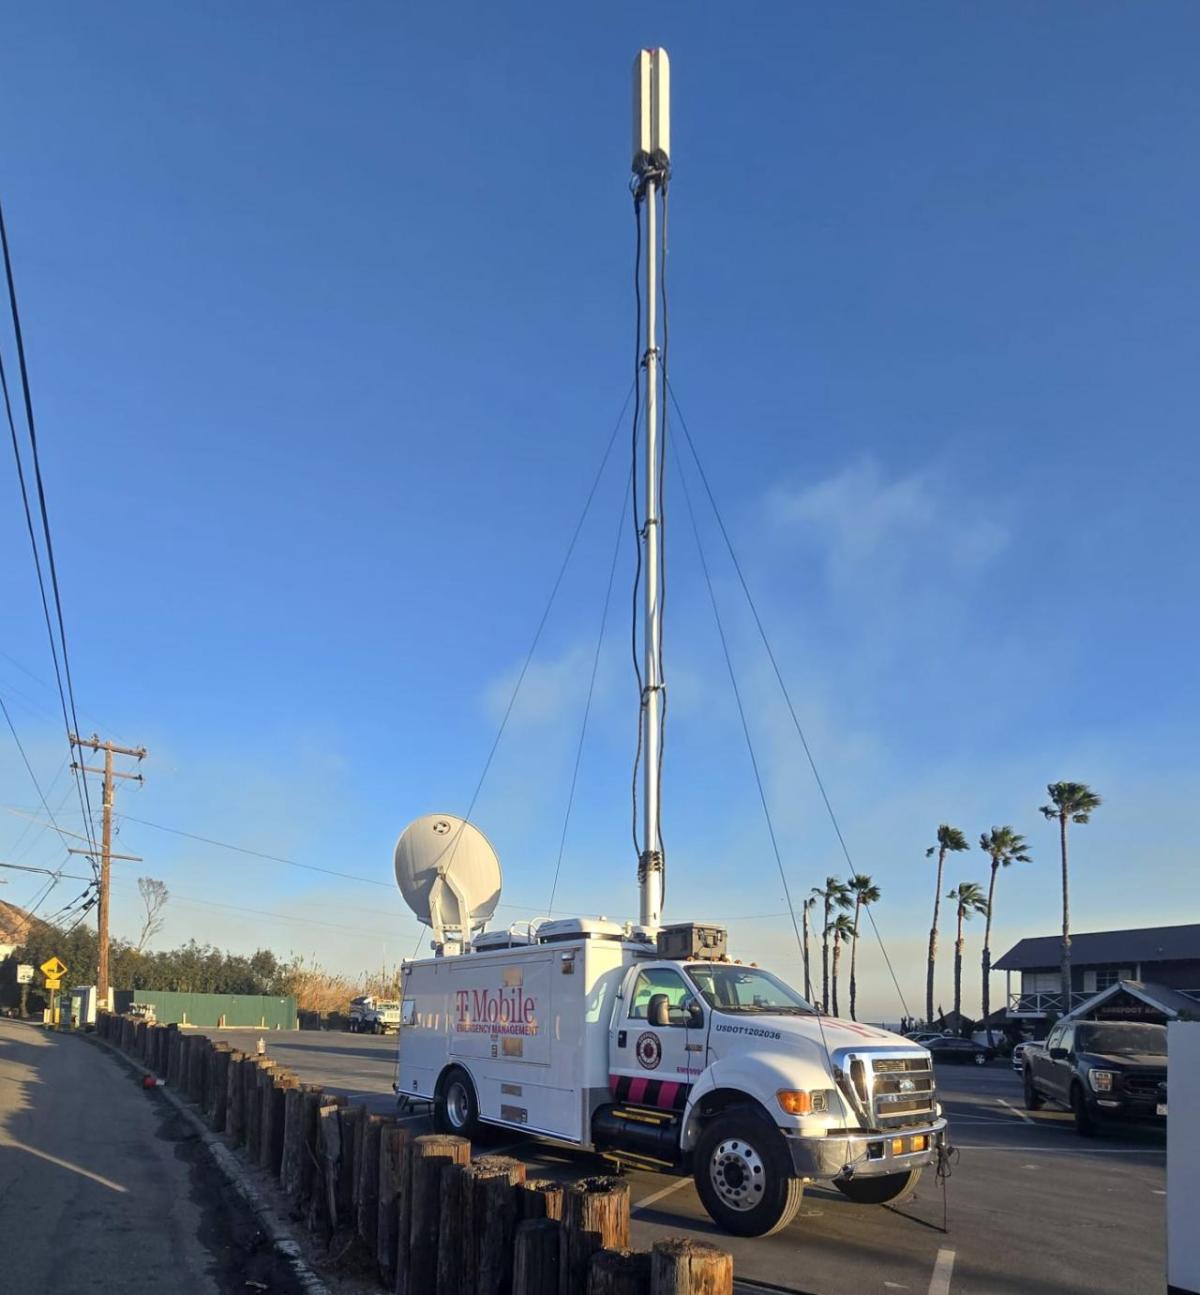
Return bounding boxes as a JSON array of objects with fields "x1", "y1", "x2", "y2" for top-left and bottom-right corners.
[{"x1": 685, "y1": 1043, "x2": 703, "y2": 1053}]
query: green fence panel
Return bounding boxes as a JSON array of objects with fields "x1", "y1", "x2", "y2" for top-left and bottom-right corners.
[{"x1": 113, "y1": 989, "x2": 297, "y2": 1029}]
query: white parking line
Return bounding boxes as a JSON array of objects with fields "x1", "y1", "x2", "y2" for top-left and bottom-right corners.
[
  {"x1": 632, "y1": 1176, "x2": 693, "y2": 1214},
  {"x1": 996, "y1": 1098, "x2": 1034, "y2": 1125},
  {"x1": 928, "y1": 1248, "x2": 955, "y2": 1295}
]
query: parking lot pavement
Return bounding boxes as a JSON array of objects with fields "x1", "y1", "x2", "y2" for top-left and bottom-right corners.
[{"x1": 196, "y1": 1029, "x2": 1166, "y2": 1294}]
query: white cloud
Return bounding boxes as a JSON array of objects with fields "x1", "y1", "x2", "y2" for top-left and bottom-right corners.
[{"x1": 768, "y1": 456, "x2": 1008, "y2": 586}]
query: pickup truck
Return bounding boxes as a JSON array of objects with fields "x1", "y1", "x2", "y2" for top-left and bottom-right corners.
[{"x1": 1023, "y1": 1019, "x2": 1168, "y2": 1135}]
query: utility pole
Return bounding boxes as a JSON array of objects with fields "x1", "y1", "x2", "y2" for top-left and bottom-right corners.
[{"x1": 68, "y1": 733, "x2": 146, "y2": 1007}]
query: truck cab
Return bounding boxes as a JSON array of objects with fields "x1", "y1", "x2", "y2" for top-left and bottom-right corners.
[{"x1": 395, "y1": 919, "x2": 946, "y2": 1237}]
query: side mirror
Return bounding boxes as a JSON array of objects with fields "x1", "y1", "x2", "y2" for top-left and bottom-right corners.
[
  {"x1": 1049, "y1": 1046, "x2": 1068, "y2": 1060},
  {"x1": 685, "y1": 998, "x2": 703, "y2": 1027}
]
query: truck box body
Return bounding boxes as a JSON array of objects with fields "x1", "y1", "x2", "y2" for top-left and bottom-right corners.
[{"x1": 397, "y1": 931, "x2": 638, "y2": 1143}]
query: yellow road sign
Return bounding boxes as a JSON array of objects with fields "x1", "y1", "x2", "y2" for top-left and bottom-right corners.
[
  {"x1": 44, "y1": 977, "x2": 62, "y2": 991},
  {"x1": 40, "y1": 956, "x2": 68, "y2": 981}
]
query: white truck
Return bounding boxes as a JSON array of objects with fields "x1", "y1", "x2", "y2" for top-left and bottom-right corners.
[
  {"x1": 395, "y1": 916, "x2": 945, "y2": 1236},
  {"x1": 393, "y1": 51, "x2": 946, "y2": 1239},
  {"x1": 349, "y1": 995, "x2": 401, "y2": 1035}
]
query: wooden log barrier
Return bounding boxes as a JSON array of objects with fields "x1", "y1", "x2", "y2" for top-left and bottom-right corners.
[
  {"x1": 648, "y1": 1240, "x2": 732, "y2": 1295},
  {"x1": 226, "y1": 1052, "x2": 248, "y2": 1146},
  {"x1": 311, "y1": 1102, "x2": 341, "y2": 1241},
  {"x1": 470, "y1": 1155, "x2": 527, "y2": 1295},
  {"x1": 336, "y1": 1104, "x2": 365, "y2": 1231},
  {"x1": 244, "y1": 1057, "x2": 275, "y2": 1158},
  {"x1": 588, "y1": 1249, "x2": 651, "y2": 1295},
  {"x1": 134, "y1": 1019, "x2": 147, "y2": 1060},
  {"x1": 377, "y1": 1122, "x2": 410, "y2": 1288},
  {"x1": 282, "y1": 1084, "x2": 322, "y2": 1205},
  {"x1": 435, "y1": 1161, "x2": 472, "y2": 1295},
  {"x1": 399, "y1": 1134, "x2": 470, "y2": 1295},
  {"x1": 519, "y1": 1179, "x2": 566, "y2": 1222},
  {"x1": 356, "y1": 1113, "x2": 385, "y2": 1254},
  {"x1": 188, "y1": 1035, "x2": 209, "y2": 1105},
  {"x1": 261, "y1": 1069, "x2": 295, "y2": 1175},
  {"x1": 166, "y1": 1026, "x2": 181, "y2": 1085},
  {"x1": 560, "y1": 1177, "x2": 631, "y2": 1295},
  {"x1": 513, "y1": 1218, "x2": 562, "y2": 1295},
  {"x1": 208, "y1": 1045, "x2": 233, "y2": 1130}
]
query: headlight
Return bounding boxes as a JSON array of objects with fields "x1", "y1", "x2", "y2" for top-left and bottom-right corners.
[
  {"x1": 777, "y1": 1089, "x2": 832, "y2": 1115},
  {"x1": 1088, "y1": 1069, "x2": 1115, "y2": 1093}
]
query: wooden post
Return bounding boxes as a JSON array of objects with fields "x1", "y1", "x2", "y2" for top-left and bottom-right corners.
[
  {"x1": 188, "y1": 1036, "x2": 209, "y2": 1105},
  {"x1": 283, "y1": 1085, "x2": 322, "y2": 1205},
  {"x1": 357, "y1": 1113, "x2": 385, "y2": 1253},
  {"x1": 262, "y1": 1070, "x2": 295, "y2": 1175},
  {"x1": 519, "y1": 1179, "x2": 565, "y2": 1222},
  {"x1": 470, "y1": 1155, "x2": 527, "y2": 1295},
  {"x1": 436, "y1": 1162, "x2": 472, "y2": 1295},
  {"x1": 560, "y1": 1178, "x2": 630, "y2": 1295},
  {"x1": 588, "y1": 1250, "x2": 651, "y2": 1295},
  {"x1": 337, "y1": 1105, "x2": 365, "y2": 1229},
  {"x1": 513, "y1": 1218, "x2": 561, "y2": 1295},
  {"x1": 649, "y1": 1240, "x2": 732, "y2": 1295},
  {"x1": 393, "y1": 1125, "x2": 416, "y2": 1295},
  {"x1": 401, "y1": 1134, "x2": 470, "y2": 1295},
  {"x1": 244, "y1": 1057, "x2": 275, "y2": 1158},
  {"x1": 311, "y1": 1102, "x2": 340, "y2": 1241},
  {"x1": 377, "y1": 1122, "x2": 409, "y2": 1287},
  {"x1": 226, "y1": 1052, "x2": 247, "y2": 1145},
  {"x1": 165, "y1": 1025, "x2": 179, "y2": 1082},
  {"x1": 134, "y1": 1019, "x2": 147, "y2": 1059},
  {"x1": 209, "y1": 1045, "x2": 232, "y2": 1130}
]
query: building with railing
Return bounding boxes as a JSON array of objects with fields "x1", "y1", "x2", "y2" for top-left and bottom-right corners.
[{"x1": 994, "y1": 922, "x2": 1200, "y2": 1022}]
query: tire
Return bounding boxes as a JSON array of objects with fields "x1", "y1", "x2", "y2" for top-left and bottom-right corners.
[
  {"x1": 1023, "y1": 1068, "x2": 1045, "y2": 1111},
  {"x1": 434, "y1": 1066, "x2": 481, "y2": 1139},
  {"x1": 693, "y1": 1111, "x2": 804, "y2": 1238},
  {"x1": 1071, "y1": 1084, "x2": 1097, "y2": 1138},
  {"x1": 972, "y1": 1052, "x2": 987, "y2": 1066},
  {"x1": 834, "y1": 1168, "x2": 922, "y2": 1206},
  {"x1": 373, "y1": 1021, "x2": 382, "y2": 1035}
]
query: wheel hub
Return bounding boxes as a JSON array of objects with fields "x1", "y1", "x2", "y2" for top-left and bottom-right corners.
[
  {"x1": 446, "y1": 1081, "x2": 470, "y2": 1128},
  {"x1": 710, "y1": 1138, "x2": 766, "y2": 1212}
]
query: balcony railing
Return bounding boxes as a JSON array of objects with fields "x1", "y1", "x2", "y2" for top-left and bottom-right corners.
[{"x1": 1007, "y1": 990, "x2": 1093, "y2": 1016}]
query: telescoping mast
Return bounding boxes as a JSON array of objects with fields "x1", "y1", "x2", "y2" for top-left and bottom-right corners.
[{"x1": 633, "y1": 48, "x2": 670, "y2": 933}]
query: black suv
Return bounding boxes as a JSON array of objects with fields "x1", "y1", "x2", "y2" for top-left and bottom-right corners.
[{"x1": 1023, "y1": 1020, "x2": 1168, "y2": 1135}]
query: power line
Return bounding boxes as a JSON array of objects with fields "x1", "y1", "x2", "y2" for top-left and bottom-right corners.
[
  {"x1": 0, "y1": 200, "x2": 99, "y2": 862},
  {"x1": 1, "y1": 695, "x2": 73, "y2": 851}
]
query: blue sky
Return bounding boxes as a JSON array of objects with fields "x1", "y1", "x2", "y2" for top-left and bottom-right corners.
[{"x1": 1, "y1": 4, "x2": 1196, "y2": 1021}]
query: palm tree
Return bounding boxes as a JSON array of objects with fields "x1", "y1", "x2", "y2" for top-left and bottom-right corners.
[
  {"x1": 1040, "y1": 782, "x2": 1102, "y2": 1011},
  {"x1": 846, "y1": 873, "x2": 880, "y2": 1022},
  {"x1": 925, "y1": 825, "x2": 969, "y2": 1024},
  {"x1": 946, "y1": 882, "x2": 989, "y2": 1024},
  {"x1": 812, "y1": 877, "x2": 851, "y2": 1011},
  {"x1": 978, "y1": 827, "x2": 1032, "y2": 1042},
  {"x1": 801, "y1": 896, "x2": 817, "y2": 1003},
  {"x1": 828, "y1": 913, "x2": 857, "y2": 1018}
]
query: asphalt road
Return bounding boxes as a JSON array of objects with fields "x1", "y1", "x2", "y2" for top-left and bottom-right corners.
[
  {"x1": 0, "y1": 1019, "x2": 301, "y2": 1295},
  {"x1": 203, "y1": 1026, "x2": 1168, "y2": 1295}
]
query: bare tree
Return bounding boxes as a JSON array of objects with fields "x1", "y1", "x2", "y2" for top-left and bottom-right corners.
[{"x1": 135, "y1": 877, "x2": 170, "y2": 953}]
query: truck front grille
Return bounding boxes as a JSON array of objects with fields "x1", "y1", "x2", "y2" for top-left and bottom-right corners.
[{"x1": 837, "y1": 1051, "x2": 938, "y2": 1131}]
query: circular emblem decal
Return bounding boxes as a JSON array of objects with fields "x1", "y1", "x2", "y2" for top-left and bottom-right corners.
[
  {"x1": 635, "y1": 1031, "x2": 662, "y2": 1071},
  {"x1": 432, "y1": 820, "x2": 451, "y2": 834}
]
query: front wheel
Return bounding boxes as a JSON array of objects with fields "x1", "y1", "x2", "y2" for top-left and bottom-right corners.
[
  {"x1": 1023, "y1": 1069, "x2": 1045, "y2": 1110},
  {"x1": 834, "y1": 1168, "x2": 922, "y2": 1205},
  {"x1": 972, "y1": 1051, "x2": 987, "y2": 1066},
  {"x1": 1071, "y1": 1084, "x2": 1097, "y2": 1138},
  {"x1": 693, "y1": 1112, "x2": 804, "y2": 1237},
  {"x1": 373, "y1": 1021, "x2": 382, "y2": 1035}
]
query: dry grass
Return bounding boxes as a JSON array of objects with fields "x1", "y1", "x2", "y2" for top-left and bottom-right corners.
[{"x1": 276, "y1": 955, "x2": 403, "y2": 1014}]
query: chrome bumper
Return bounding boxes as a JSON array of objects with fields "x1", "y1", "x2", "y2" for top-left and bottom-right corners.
[{"x1": 783, "y1": 1118, "x2": 947, "y2": 1180}]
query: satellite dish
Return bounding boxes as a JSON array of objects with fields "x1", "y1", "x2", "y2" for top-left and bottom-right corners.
[{"x1": 394, "y1": 814, "x2": 502, "y2": 950}]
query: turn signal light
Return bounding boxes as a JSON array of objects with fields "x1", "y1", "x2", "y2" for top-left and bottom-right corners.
[
  {"x1": 891, "y1": 1137, "x2": 905, "y2": 1156},
  {"x1": 911, "y1": 1135, "x2": 927, "y2": 1152},
  {"x1": 777, "y1": 1090, "x2": 813, "y2": 1115}
]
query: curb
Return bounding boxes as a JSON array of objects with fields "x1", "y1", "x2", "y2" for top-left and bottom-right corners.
[{"x1": 83, "y1": 1031, "x2": 331, "y2": 1295}]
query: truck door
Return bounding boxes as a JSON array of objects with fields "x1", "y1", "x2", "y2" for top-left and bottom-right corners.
[
  {"x1": 1049, "y1": 1023, "x2": 1075, "y2": 1101},
  {"x1": 608, "y1": 963, "x2": 705, "y2": 1114}
]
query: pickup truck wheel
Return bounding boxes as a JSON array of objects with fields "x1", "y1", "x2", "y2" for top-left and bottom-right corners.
[
  {"x1": 1023, "y1": 1068, "x2": 1045, "y2": 1111},
  {"x1": 434, "y1": 1067, "x2": 481, "y2": 1139},
  {"x1": 373, "y1": 1021, "x2": 382, "y2": 1035},
  {"x1": 834, "y1": 1168, "x2": 922, "y2": 1205},
  {"x1": 693, "y1": 1112, "x2": 803, "y2": 1238},
  {"x1": 1071, "y1": 1083, "x2": 1098, "y2": 1137}
]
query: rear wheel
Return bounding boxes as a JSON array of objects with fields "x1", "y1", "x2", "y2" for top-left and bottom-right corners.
[
  {"x1": 693, "y1": 1111, "x2": 803, "y2": 1238},
  {"x1": 834, "y1": 1168, "x2": 922, "y2": 1205},
  {"x1": 1023, "y1": 1068, "x2": 1045, "y2": 1110},
  {"x1": 1071, "y1": 1084, "x2": 1097, "y2": 1137},
  {"x1": 972, "y1": 1051, "x2": 987, "y2": 1066},
  {"x1": 434, "y1": 1066, "x2": 481, "y2": 1139}
]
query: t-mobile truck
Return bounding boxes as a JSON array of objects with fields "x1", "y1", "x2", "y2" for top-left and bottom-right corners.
[{"x1": 391, "y1": 49, "x2": 945, "y2": 1238}]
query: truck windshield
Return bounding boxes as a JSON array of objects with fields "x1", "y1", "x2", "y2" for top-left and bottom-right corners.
[
  {"x1": 686, "y1": 965, "x2": 815, "y2": 1015},
  {"x1": 1076, "y1": 1022, "x2": 1167, "y2": 1055}
]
